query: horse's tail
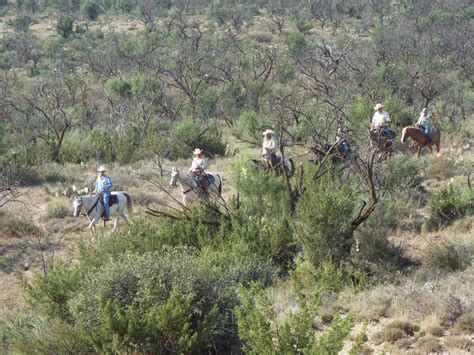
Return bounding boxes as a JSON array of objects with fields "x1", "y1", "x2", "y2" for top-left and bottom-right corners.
[
  {"x1": 289, "y1": 158, "x2": 295, "y2": 177},
  {"x1": 123, "y1": 192, "x2": 133, "y2": 217},
  {"x1": 217, "y1": 174, "x2": 222, "y2": 196}
]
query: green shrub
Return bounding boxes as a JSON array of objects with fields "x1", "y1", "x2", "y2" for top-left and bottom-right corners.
[
  {"x1": 25, "y1": 263, "x2": 82, "y2": 322},
  {"x1": 81, "y1": 1, "x2": 100, "y2": 20},
  {"x1": 96, "y1": 289, "x2": 218, "y2": 353},
  {"x1": 294, "y1": 168, "x2": 356, "y2": 266},
  {"x1": 71, "y1": 249, "x2": 239, "y2": 352},
  {"x1": 200, "y1": 241, "x2": 279, "y2": 287},
  {"x1": 424, "y1": 185, "x2": 473, "y2": 230},
  {"x1": 235, "y1": 280, "x2": 355, "y2": 354},
  {"x1": 286, "y1": 32, "x2": 306, "y2": 55},
  {"x1": 47, "y1": 202, "x2": 70, "y2": 219},
  {"x1": 420, "y1": 242, "x2": 471, "y2": 276},
  {"x1": 14, "y1": 319, "x2": 93, "y2": 354},
  {"x1": 230, "y1": 167, "x2": 297, "y2": 269},
  {"x1": 56, "y1": 16, "x2": 74, "y2": 39}
]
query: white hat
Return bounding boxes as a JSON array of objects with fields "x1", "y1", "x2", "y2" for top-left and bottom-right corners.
[
  {"x1": 193, "y1": 148, "x2": 203, "y2": 155},
  {"x1": 373, "y1": 103, "x2": 384, "y2": 111},
  {"x1": 97, "y1": 165, "x2": 106, "y2": 172},
  {"x1": 422, "y1": 107, "x2": 428, "y2": 113},
  {"x1": 262, "y1": 129, "x2": 274, "y2": 136}
]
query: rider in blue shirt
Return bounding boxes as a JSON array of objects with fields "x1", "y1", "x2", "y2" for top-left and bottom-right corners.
[{"x1": 95, "y1": 165, "x2": 112, "y2": 221}]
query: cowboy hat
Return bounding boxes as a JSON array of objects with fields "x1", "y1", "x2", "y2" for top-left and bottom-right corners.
[
  {"x1": 193, "y1": 148, "x2": 203, "y2": 155},
  {"x1": 262, "y1": 129, "x2": 275, "y2": 136},
  {"x1": 373, "y1": 103, "x2": 384, "y2": 111},
  {"x1": 97, "y1": 165, "x2": 106, "y2": 172},
  {"x1": 421, "y1": 107, "x2": 428, "y2": 113}
]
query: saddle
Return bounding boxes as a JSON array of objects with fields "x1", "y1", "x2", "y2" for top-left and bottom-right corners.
[
  {"x1": 97, "y1": 193, "x2": 118, "y2": 220},
  {"x1": 192, "y1": 173, "x2": 214, "y2": 193}
]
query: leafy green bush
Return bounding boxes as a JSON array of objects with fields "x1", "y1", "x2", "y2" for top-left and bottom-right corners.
[
  {"x1": 229, "y1": 167, "x2": 297, "y2": 268},
  {"x1": 81, "y1": 1, "x2": 100, "y2": 20},
  {"x1": 286, "y1": 32, "x2": 306, "y2": 55},
  {"x1": 424, "y1": 185, "x2": 474, "y2": 230},
  {"x1": 70, "y1": 249, "x2": 239, "y2": 352},
  {"x1": 25, "y1": 263, "x2": 82, "y2": 322},
  {"x1": 235, "y1": 269, "x2": 355, "y2": 354},
  {"x1": 56, "y1": 16, "x2": 74, "y2": 39},
  {"x1": 294, "y1": 168, "x2": 356, "y2": 266}
]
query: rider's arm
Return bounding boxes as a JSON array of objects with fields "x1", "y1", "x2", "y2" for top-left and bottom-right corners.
[
  {"x1": 199, "y1": 159, "x2": 209, "y2": 170},
  {"x1": 102, "y1": 176, "x2": 112, "y2": 192}
]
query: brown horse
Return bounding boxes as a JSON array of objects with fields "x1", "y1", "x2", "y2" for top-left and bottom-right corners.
[{"x1": 400, "y1": 126, "x2": 440, "y2": 157}]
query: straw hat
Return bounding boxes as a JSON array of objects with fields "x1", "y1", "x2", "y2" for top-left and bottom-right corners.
[
  {"x1": 373, "y1": 103, "x2": 384, "y2": 111},
  {"x1": 193, "y1": 148, "x2": 203, "y2": 155},
  {"x1": 262, "y1": 129, "x2": 275, "y2": 136},
  {"x1": 97, "y1": 165, "x2": 106, "y2": 172}
]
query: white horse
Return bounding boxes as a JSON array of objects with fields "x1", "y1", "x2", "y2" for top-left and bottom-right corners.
[
  {"x1": 73, "y1": 192, "x2": 133, "y2": 236},
  {"x1": 170, "y1": 167, "x2": 223, "y2": 207}
]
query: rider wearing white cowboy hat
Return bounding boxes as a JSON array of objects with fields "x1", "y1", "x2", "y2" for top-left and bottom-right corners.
[
  {"x1": 188, "y1": 148, "x2": 209, "y2": 196},
  {"x1": 188, "y1": 148, "x2": 208, "y2": 175},
  {"x1": 262, "y1": 129, "x2": 277, "y2": 156},
  {"x1": 94, "y1": 165, "x2": 113, "y2": 221},
  {"x1": 371, "y1": 103, "x2": 391, "y2": 130}
]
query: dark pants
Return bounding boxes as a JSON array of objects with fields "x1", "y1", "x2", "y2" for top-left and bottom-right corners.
[
  {"x1": 420, "y1": 125, "x2": 432, "y2": 144},
  {"x1": 340, "y1": 140, "x2": 351, "y2": 161}
]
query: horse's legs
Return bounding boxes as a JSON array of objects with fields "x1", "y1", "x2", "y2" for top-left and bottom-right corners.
[
  {"x1": 112, "y1": 216, "x2": 119, "y2": 232},
  {"x1": 416, "y1": 145, "x2": 421, "y2": 157},
  {"x1": 88, "y1": 218, "x2": 98, "y2": 236}
]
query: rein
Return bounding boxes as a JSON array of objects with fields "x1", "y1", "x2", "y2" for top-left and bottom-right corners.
[{"x1": 84, "y1": 196, "x2": 100, "y2": 216}]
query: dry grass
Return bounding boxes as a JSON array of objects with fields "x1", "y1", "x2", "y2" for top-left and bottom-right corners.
[{"x1": 416, "y1": 335, "x2": 441, "y2": 353}]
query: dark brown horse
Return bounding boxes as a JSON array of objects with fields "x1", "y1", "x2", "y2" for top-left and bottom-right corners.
[{"x1": 400, "y1": 126, "x2": 440, "y2": 157}]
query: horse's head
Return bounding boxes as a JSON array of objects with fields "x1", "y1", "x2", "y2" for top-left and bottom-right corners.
[
  {"x1": 73, "y1": 196, "x2": 83, "y2": 217},
  {"x1": 170, "y1": 167, "x2": 179, "y2": 187},
  {"x1": 400, "y1": 127, "x2": 408, "y2": 143}
]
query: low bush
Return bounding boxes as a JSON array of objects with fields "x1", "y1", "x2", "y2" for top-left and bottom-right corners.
[
  {"x1": 1, "y1": 212, "x2": 38, "y2": 238},
  {"x1": 420, "y1": 242, "x2": 471, "y2": 277},
  {"x1": 424, "y1": 325, "x2": 444, "y2": 337},
  {"x1": 444, "y1": 335, "x2": 473, "y2": 350},
  {"x1": 439, "y1": 295, "x2": 463, "y2": 327},
  {"x1": 374, "y1": 321, "x2": 416, "y2": 344},
  {"x1": 451, "y1": 313, "x2": 474, "y2": 334},
  {"x1": 416, "y1": 336, "x2": 441, "y2": 353},
  {"x1": 47, "y1": 202, "x2": 70, "y2": 219},
  {"x1": 424, "y1": 185, "x2": 473, "y2": 230}
]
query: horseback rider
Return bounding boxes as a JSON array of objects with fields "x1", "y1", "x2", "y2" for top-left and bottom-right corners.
[
  {"x1": 335, "y1": 125, "x2": 351, "y2": 162},
  {"x1": 371, "y1": 103, "x2": 395, "y2": 148},
  {"x1": 416, "y1": 107, "x2": 434, "y2": 144},
  {"x1": 262, "y1": 129, "x2": 278, "y2": 169},
  {"x1": 188, "y1": 148, "x2": 209, "y2": 196},
  {"x1": 94, "y1": 165, "x2": 112, "y2": 221}
]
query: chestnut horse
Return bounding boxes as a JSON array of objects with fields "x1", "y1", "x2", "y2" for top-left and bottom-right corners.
[{"x1": 401, "y1": 126, "x2": 440, "y2": 157}]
